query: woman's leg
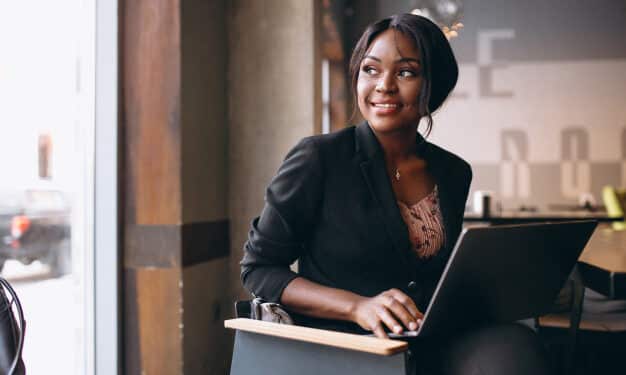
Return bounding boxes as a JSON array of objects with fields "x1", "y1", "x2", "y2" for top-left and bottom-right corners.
[{"x1": 440, "y1": 323, "x2": 553, "y2": 375}]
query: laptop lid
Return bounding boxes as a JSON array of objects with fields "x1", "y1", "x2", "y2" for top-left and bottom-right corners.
[{"x1": 416, "y1": 220, "x2": 598, "y2": 337}]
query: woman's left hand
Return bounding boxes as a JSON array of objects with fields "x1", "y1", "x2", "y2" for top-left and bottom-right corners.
[{"x1": 350, "y1": 288, "x2": 424, "y2": 338}]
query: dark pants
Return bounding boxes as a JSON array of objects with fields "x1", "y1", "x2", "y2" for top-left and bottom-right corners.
[{"x1": 408, "y1": 323, "x2": 553, "y2": 375}]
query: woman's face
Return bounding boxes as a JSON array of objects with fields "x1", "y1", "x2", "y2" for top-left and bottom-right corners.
[{"x1": 357, "y1": 29, "x2": 423, "y2": 134}]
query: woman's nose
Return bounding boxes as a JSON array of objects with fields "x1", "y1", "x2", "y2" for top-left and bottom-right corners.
[{"x1": 375, "y1": 72, "x2": 397, "y2": 93}]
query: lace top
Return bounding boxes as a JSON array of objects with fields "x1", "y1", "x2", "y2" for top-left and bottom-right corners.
[{"x1": 397, "y1": 186, "x2": 445, "y2": 259}]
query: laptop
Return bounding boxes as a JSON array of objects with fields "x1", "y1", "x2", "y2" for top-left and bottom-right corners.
[{"x1": 388, "y1": 220, "x2": 598, "y2": 338}]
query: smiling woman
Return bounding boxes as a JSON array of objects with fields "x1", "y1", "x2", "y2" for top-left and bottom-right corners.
[
  {"x1": 241, "y1": 13, "x2": 552, "y2": 375},
  {"x1": 349, "y1": 15, "x2": 458, "y2": 138}
]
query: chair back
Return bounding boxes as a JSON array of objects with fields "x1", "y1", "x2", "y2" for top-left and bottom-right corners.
[
  {"x1": 234, "y1": 300, "x2": 252, "y2": 318},
  {"x1": 0, "y1": 277, "x2": 25, "y2": 375},
  {"x1": 602, "y1": 186, "x2": 626, "y2": 230}
]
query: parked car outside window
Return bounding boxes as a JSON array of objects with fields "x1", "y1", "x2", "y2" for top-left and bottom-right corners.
[{"x1": 0, "y1": 190, "x2": 71, "y2": 277}]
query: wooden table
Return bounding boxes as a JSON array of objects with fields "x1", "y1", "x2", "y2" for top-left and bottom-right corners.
[
  {"x1": 463, "y1": 211, "x2": 623, "y2": 224},
  {"x1": 578, "y1": 226, "x2": 626, "y2": 299}
]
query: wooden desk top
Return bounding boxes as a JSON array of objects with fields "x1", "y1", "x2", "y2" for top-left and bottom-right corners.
[
  {"x1": 225, "y1": 318, "x2": 408, "y2": 356},
  {"x1": 579, "y1": 225, "x2": 626, "y2": 273}
]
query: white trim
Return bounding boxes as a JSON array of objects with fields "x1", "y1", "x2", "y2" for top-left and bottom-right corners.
[
  {"x1": 94, "y1": 0, "x2": 119, "y2": 374},
  {"x1": 321, "y1": 58, "x2": 330, "y2": 134},
  {"x1": 78, "y1": 0, "x2": 96, "y2": 373}
]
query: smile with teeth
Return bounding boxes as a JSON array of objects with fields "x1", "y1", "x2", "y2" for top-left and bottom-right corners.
[{"x1": 372, "y1": 103, "x2": 400, "y2": 108}]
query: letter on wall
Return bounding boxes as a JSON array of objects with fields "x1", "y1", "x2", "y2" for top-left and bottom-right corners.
[
  {"x1": 501, "y1": 130, "x2": 530, "y2": 198},
  {"x1": 478, "y1": 29, "x2": 515, "y2": 98},
  {"x1": 560, "y1": 128, "x2": 591, "y2": 198}
]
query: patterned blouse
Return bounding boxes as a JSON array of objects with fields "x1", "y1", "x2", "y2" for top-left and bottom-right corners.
[{"x1": 397, "y1": 185, "x2": 445, "y2": 259}]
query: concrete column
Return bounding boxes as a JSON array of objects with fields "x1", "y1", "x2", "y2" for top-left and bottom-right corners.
[{"x1": 228, "y1": 0, "x2": 319, "y2": 303}]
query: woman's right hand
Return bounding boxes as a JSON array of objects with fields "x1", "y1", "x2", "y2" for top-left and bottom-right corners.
[{"x1": 351, "y1": 288, "x2": 424, "y2": 338}]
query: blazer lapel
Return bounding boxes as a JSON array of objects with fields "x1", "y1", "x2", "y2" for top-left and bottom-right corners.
[
  {"x1": 422, "y1": 143, "x2": 456, "y2": 259},
  {"x1": 356, "y1": 123, "x2": 412, "y2": 265}
]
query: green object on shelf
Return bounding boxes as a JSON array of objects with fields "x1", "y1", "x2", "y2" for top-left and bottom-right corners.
[{"x1": 602, "y1": 186, "x2": 626, "y2": 230}]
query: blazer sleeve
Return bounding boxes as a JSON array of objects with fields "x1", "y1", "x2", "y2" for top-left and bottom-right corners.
[
  {"x1": 459, "y1": 160, "x2": 473, "y2": 207},
  {"x1": 240, "y1": 137, "x2": 324, "y2": 303},
  {"x1": 452, "y1": 159, "x2": 473, "y2": 227}
]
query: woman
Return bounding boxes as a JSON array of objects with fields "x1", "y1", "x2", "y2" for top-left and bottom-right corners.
[{"x1": 241, "y1": 14, "x2": 551, "y2": 375}]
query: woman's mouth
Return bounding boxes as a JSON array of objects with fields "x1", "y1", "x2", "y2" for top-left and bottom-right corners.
[{"x1": 370, "y1": 102, "x2": 402, "y2": 115}]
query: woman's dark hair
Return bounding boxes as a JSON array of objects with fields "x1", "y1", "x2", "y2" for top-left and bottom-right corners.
[{"x1": 349, "y1": 14, "x2": 458, "y2": 136}]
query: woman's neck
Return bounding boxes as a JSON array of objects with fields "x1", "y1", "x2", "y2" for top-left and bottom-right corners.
[{"x1": 371, "y1": 125, "x2": 419, "y2": 165}]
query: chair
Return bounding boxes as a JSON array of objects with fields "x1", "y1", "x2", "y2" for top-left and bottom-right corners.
[
  {"x1": 226, "y1": 301, "x2": 413, "y2": 375},
  {"x1": 536, "y1": 187, "x2": 626, "y2": 372},
  {"x1": 537, "y1": 261, "x2": 626, "y2": 374},
  {"x1": 535, "y1": 266, "x2": 587, "y2": 374},
  {"x1": 0, "y1": 277, "x2": 25, "y2": 375},
  {"x1": 603, "y1": 185, "x2": 626, "y2": 230}
]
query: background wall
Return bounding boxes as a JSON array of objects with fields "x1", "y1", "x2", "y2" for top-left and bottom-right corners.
[{"x1": 346, "y1": 0, "x2": 626, "y2": 209}]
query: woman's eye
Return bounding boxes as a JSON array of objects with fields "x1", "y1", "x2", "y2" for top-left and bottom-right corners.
[
  {"x1": 398, "y1": 69, "x2": 416, "y2": 78},
  {"x1": 362, "y1": 66, "x2": 378, "y2": 75}
]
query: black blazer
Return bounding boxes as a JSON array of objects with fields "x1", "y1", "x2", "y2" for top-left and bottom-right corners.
[{"x1": 241, "y1": 122, "x2": 472, "y2": 332}]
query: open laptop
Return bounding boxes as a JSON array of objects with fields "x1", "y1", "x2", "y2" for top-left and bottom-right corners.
[{"x1": 388, "y1": 220, "x2": 598, "y2": 338}]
